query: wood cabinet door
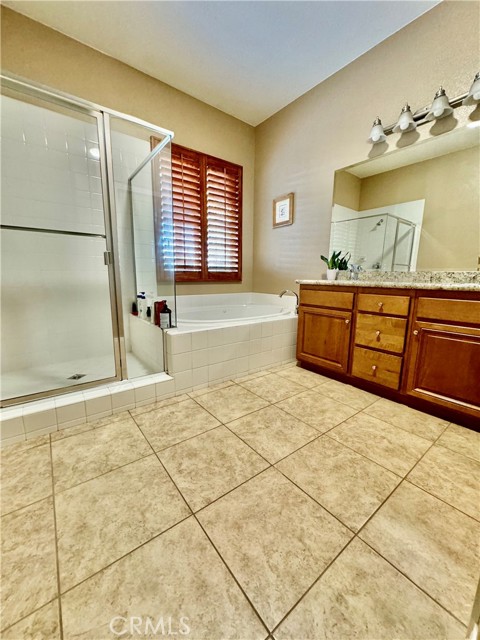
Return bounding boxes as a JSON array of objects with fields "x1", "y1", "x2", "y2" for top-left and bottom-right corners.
[
  {"x1": 405, "y1": 321, "x2": 480, "y2": 413},
  {"x1": 297, "y1": 306, "x2": 352, "y2": 373}
]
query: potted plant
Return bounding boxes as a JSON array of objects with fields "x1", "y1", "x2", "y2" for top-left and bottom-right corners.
[{"x1": 321, "y1": 250, "x2": 341, "y2": 281}]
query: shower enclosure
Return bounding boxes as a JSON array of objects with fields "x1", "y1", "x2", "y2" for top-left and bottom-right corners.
[
  {"x1": 329, "y1": 213, "x2": 416, "y2": 271},
  {"x1": 0, "y1": 75, "x2": 175, "y2": 406}
]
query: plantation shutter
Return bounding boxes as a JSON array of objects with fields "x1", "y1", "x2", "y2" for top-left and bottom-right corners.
[
  {"x1": 206, "y1": 158, "x2": 242, "y2": 280},
  {"x1": 170, "y1": 147, "x2": 203, "y2": 280},
  {"x1": 160, "y1": 143, "x2": 242, "y2": 282}
]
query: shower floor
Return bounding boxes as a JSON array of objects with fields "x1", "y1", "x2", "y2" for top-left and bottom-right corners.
[{"x1": 1, "y1": 352, "x2": 157, "y2": 403}]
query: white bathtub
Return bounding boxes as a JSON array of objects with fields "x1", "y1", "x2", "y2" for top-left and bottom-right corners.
[
  {"x1": 175, "y1": 292, "x2": 296, "y2": 328},
  {"x1": 179, "y1": 303, "x2": 291, "y2": 324},
  {"x1": 177, "y1": 293, "x2": 296, "y2": 330}
]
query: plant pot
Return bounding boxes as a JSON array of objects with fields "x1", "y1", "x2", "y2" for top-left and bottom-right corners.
[{"x1": 326, "y1": 269, "x2": 338, "y2": 281}]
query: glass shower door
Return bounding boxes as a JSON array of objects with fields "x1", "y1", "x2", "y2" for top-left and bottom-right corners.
[{"x1": 0, "y1": 88, "x2": 120, "y2": 404}]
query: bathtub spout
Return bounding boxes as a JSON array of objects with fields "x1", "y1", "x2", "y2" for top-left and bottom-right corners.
[{"x1": 279, "y1": 290, "x2": 299, "y2": 314}]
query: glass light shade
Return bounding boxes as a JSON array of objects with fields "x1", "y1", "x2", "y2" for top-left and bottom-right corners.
[
  {"x1": 393, "y1": 104, "x2": 416, "y2": 133},
  {"x1": 425, "y1": 87, "x2": 453, "y2": 121},
  {"x1": 463, "y1": 72, "x2": 480, "y2": 106},
  {"x1": 367, "y1": 117, "x2": 386, "y2": 144}
]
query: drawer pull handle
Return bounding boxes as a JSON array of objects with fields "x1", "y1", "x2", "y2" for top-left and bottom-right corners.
[
  {"x1": 375, "y1": 330, "x2": 381, "y2": 337},
  {"x1": 371, "y1": 365, "x2": 378, "y2": 373},
  {"x1": 345, "y1": 319, "x2": 350, "y2": 324},
  {"x1": 377, "y1": 302, "x2": 383, "y2": 309},
  {"x1": 413, "y1": 329, "x2": 419, "y2": 336}
]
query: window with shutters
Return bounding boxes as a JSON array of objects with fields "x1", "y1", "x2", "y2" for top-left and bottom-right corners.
[{"x1": 151, "y1": 140, "x2": 242, "y2": 282}]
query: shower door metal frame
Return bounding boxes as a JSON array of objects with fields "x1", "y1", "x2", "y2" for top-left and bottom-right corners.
[{"x1": 0, "y1": 73, "x2": 174, "y2": 406}]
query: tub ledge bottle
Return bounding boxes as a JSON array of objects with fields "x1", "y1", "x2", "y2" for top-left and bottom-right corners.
[{"x1": 159, "y1": 300, "x2": 172, "y2": 329}]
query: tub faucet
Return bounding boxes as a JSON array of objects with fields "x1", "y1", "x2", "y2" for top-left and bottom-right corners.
[{"x1": 279, "y1": 289, "x2": 299, "y2": 314}]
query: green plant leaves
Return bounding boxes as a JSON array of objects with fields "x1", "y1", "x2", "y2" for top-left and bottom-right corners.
[{"x1": 320, "y1": 250, "x2": 350, "y2": 269}]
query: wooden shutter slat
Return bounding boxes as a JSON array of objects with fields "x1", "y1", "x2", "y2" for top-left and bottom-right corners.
[{"x1": 166, "y1": 143, "x2": 242, "y2": 282}]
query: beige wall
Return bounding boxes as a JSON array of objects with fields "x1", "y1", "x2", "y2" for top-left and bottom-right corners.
[
  {"x1": 253, "y1": 1, "x2": 480, "y2": 292},
  {"x1": 333, "y1": 170, "x2": 361, "y2": 211},
  {"x1": 0, "y1": 6, "x2": 255, "y2": 296},
  {"x1": 359, "y1": 147, "x2": 479, "y2": 271}
]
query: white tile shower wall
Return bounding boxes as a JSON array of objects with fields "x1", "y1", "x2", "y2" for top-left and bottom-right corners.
[
  {"x1": 1, "y1": 96, "x2": 116, "y2": 376},
  {"x1": 1, "y1": 95, "x2": 103, "y2": 235}
]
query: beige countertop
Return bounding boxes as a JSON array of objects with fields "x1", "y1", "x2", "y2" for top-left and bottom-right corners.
[{"x1": 296, "y1": 279, "x2": 480, "y2": 292}]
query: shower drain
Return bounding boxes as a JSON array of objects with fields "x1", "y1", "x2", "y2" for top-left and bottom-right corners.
[{"x1": 67, "y1": 373, "x2": 86, "y2": 380}]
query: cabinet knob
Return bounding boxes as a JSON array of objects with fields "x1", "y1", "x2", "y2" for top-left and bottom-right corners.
[
  {"x1": 375, "y1": 330, "x2": 381, "y2": 337},
  {"x1": 377, "y1": 302, "x2": 383, "y2": 309},
  {"x1": 413, "y1": 330, "x2": 419, "y2": 336},
  {"x1": 345, "y1": 319, "x2": 350, "y2": 324},
  {"x1": 371, "y1": 365, "x2": 377, "y2": 372}
]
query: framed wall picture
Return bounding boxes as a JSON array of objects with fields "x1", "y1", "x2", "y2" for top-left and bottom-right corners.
[{"x1": 273, "y1": 193, "x2": 294, "y2": 228}]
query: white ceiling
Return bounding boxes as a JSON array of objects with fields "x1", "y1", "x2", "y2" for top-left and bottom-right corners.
[{"x1": 4, "y1": 0, "x2": 440, "y2": 126}]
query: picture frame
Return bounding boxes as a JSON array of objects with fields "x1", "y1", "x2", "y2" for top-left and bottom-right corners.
[{"x1": 273, "y1": 193, "x2": 294, "y2": 228}]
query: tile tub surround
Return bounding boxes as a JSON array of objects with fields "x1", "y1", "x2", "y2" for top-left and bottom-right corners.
[
  {"x1": 1, "y1": 363, "x2": 479, "y2": 639},
  {"x1": 165, "y1": 299, "x2": 298, "y2": 392}
]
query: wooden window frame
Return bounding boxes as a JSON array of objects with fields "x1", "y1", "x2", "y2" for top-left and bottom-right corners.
[{"x1": 151, "y1": 139, "x2": 242, "y2": 283}]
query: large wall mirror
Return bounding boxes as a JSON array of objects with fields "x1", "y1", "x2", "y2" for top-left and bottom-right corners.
[{"x1": 331, "y1": 124, "x2": 480, "y2": 272}]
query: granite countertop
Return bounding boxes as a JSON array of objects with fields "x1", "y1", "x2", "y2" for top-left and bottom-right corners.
[{"x1": 296, "y1": 279, "x2": 480, "y2": 291}]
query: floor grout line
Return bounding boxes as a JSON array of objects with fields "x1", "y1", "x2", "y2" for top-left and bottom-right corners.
[
  {"x1": 358, "y1": 537, "x2": 469, "y2": 629},
  {"x1": 0, "y1": 597, "x2": 59, "y2": 635},
  {"x1": 49, "y1": 435, "x2": 64, "y2": 640},
  {"x1": 269, "y1": 536, "x2": 358, "y2": 636},
  {"x1": 192, "y1": 513, "x2": 272, "y2": 637}
]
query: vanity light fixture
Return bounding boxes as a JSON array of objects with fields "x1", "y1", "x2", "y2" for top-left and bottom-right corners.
[
  {"x1": 367, "y1": 117, "x2": 386, "y2": 144},
  {"x1": 463, "y1": 72, "x2": 480, "y2": 106},
  {"x1": 368, "y1": 73, "x2": 479, "y2": 144},
  {"x1": 425, "y1": 87, "x2": 454, "y2": 121},
  {"x1": 393, "y1": 103, "x2": 417, "y2": 134}
]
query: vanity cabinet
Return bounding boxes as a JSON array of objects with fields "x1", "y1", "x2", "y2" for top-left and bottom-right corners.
[
  {"x1": 297, "y1": 284, "x2": 480, "y2": 427},
  {"x1": 405, "y1": 297, "x2": 480, "y2": 415},
  {"x1": 296, "y1": 289, "x2": 353, "y2": 373}
]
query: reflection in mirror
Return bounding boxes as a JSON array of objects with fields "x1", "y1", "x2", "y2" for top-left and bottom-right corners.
[{"x1": 331, "y1": 124, "x2": 480, "y2": 271}]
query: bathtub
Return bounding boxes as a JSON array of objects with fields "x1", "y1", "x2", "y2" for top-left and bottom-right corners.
[
  {"x1": 175, "y1": 292, "x2": 295, "y2": 327},
  {"x1": 165, "y1": 293, "x2": 298, "y2": 389}
]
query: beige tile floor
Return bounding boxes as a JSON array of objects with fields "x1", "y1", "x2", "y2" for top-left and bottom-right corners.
[{"x1": 1, "y1": 362, "x2": 479, "y2": 640}]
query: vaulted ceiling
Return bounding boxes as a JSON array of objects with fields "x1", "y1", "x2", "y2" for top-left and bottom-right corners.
[{"x1": 4, "y1": 1, "x2": 440, "y2": 125}]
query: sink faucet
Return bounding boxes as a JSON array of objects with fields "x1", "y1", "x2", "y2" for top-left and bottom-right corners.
[
  {"x1": 349, "y1": 264, "x2": 363, "y2": 281},
  {"x1": 279, "y1": 289, "x2": 299, "y2": 314}
]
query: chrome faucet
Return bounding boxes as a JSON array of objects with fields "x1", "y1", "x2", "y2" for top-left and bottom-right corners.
[
  {"x1": 279, "y1": 289, "x2": 299, "y2": 314},
  {"x1": 349, "y1": 264, "x2": 363, "y2": 281}
]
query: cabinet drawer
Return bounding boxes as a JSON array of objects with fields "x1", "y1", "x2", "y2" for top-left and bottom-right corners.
[
  {"x1": 357, "y1": 293, "x2": 410, "y2": 316},
  {"x1": 351, "y1": 347, "x2": 402, "y2": 390},
  {"x1": 355, "y1": 314, "x2": 407, "y2": 354},
  {"x1": 416, "y1": 298, "x2": 480, "y2": 325},
  {"x1": 300, "y1": 289, "x2": 354, "y2": 310}
]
